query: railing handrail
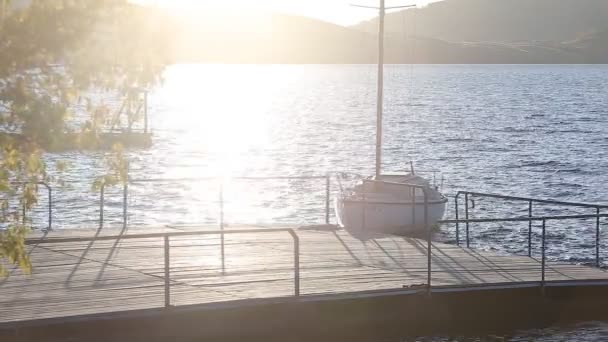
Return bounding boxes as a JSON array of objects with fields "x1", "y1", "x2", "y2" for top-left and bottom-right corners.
[
  {"x1": 440, "y1": 213, "x2": 608, "y2": 224},
  {"x1": 127, "y1": 175, "x2": 329, "y2": 183},
  {"x1": 455, "y1": 190, "x2": 608, "y2": 209},
  {"x1": 453, "y1": 190, "x2": 606, "y2": 264},
  {"x1": 25, "y1": 227, "x2": 297, "y2": 245},
  {"x1": 451, "y1": 198, "x2": 606, "y2": 269},
  {"x1": 361, "y1": 179, "x2": 431, "y2": 192}
]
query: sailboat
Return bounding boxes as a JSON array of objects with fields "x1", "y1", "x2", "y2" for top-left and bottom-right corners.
[{"x1": 335, "y1": 0, "x2": 447, "y2": 239}]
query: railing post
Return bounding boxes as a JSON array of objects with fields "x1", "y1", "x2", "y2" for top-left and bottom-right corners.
[
  {"x1": 47, "y1": 184, "x2": 52, "y2": 231},
  {"x1": 219, "y1": 182, "x2": 225, "y2": 274},
  {"x1": 21, "y1": 183, "x2": 26, "y2": 225},
  {"x1": 164, "y1": 235, "x2": 170, "y2": 308},
  {"x1": 528, "y1": 200, "x2": 532, "y2": 257},
  {"x1": 455, "y1": 194, "x2": 460, "y2": 246},
  {"x1": 99, "y1": 183, "x2": 105, "y2": 230},
  {"x1": 425, "y1": 188, "x2": 431, "y2": 292},
  {"x1": 122, "y1": 183, "x2": 128, "y2": 230},
  {"x1": 411, "y1": 187, "x2": 416, "y2": 226},
  {"x1": 288, "y1": 230, "x2": 300, "y2": 296},
  {"x1": 325, "y1": 175, "x2": 330, "y2": 225},
  {"x1": 143, "y1": 91, "x2": 149, "y2": 134},
  {"x1": 362, "y1": 192, "x2": 366, "y2": 232},
  {"x1": 596, "y1": 207, "x2": 601, "y2": 268},
  {"x1": 541, "y1": 219, "x2": 546, "y2": 287},
  {"x1": 465, "y1": 193, "x2": 470, "y2": 248}
]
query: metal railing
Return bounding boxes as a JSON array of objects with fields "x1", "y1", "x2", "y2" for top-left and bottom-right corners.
[
  {"x1": 440, "y1": 213, "x2": 608, "y2": 285},
  {"x1": 351, "y1": 188, "x2": 608, "y2": 289},
  {"x1": 19, "y1": 186, "x2": 608, "y2": 308},
  {"x1": 26, "y1": 204, "x2": 607, "y2": 301},
  {"x1": 454, "y1": 191, "x2": 608, "y2": 263},
  {"x1": 25, "y1": 228, "x2": 300, "y2": 307},
  {"x1": 17, "y1": 179, "x2": 608, "y2": 300},
  {"x1": 98, "y1": 175, "x2": 332, "y2": 230}
]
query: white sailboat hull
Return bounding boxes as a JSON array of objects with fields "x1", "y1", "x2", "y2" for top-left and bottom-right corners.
[
  {"x1": 334, "y1": 174, "x2": 448, "y2": 239},
  {"x1": 335, "y1": 196, "x2": 447, "y2": 238}
]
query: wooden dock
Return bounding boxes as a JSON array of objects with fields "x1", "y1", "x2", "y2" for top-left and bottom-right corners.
[{"x1": 2, "y1": 225, "x2": 608, "y2": 328}]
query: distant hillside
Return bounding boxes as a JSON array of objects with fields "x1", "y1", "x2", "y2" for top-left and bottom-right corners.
[
  {"x1": 164, "y1": 1, "x2": 608, "y2": 64},
  {"x1": 356, "y1": 0, "x2": 608, "y2": 42},
  {"x1": 5, "y1": 0, "x2": 608, "y2": 63},
  {"x1": 170, "y1": 13, "x2": 375, "y2": 64},
  {"x1": 380, "y1": 36, "x2": 584, "y2": 64},
  {"x1": 566, "y1": 29, "x2": 608, "y2": 63}
]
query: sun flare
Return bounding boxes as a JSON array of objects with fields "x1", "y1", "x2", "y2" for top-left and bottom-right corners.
[
  {"x1": 157, "y1": 65, "x2": 295, "y2": 177},
  {"x1": 134, "y1": 0, "x2": 440, "y2": 26}
]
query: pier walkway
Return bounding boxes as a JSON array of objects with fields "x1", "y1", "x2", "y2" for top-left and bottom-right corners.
[{"x1": 2, "y1": 225, "x2": 608, "y2": 326}]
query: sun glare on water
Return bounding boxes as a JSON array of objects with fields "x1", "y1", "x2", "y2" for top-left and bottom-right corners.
[
  {"x1": 156, "y1": 65, "x2": 297, "y2": 178},
  {"x1": 154, "y1": 64, "x2": 304, "y2": 223}
]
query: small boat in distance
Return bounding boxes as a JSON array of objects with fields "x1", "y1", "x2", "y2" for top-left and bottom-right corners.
[{"x1": 335, "y1": 0, "x2": 448, "y2": 239}]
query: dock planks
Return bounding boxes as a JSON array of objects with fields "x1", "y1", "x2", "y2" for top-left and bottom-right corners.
[{"x1": 1, "y1": 226, "x2": 608, "y2": 325}]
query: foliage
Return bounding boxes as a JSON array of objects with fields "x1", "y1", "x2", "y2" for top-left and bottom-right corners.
[
  {"x1": 0, "y1": 0, "x2": 168, "y2": 277},
  {"x1": 93, "y1": 143, "x2": 129, "y2": 190},
  {"x1": 0, "y1": 224, "x2": 30, "y2": 277}
]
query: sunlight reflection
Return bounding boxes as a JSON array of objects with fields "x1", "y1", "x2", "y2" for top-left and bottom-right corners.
[
  {"x1": 155, "y1": 64, "x2": 304, "y2": 223},
  {"x1": 158, "y1": 64, "x2": 289, "y2": 176}
]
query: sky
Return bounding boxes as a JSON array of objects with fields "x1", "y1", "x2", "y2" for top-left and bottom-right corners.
[{"x1": 134, "y1": 0, "x2": 442, "y2": 26}]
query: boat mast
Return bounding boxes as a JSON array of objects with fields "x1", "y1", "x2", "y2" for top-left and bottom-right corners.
[
  {"x1": 353, "y1": 1, "x2": 415, "y2": 178},
  {"x1": 375, "y1": 0, "x2": 385, "y2": 178}
]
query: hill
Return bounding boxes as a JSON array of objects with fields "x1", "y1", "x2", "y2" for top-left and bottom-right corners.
[
  {"x1": 164, "y1": 1, "x2": 608, "y2": 64},
  {"x1": 565, "y1": 29, "x2": 608, "y2": 63},
  {"x1": 169, "y1": 13, "x2": 375, "y2": 64},
  {"x1": 6, "y1": 0, "x2": 608, "y2": 63},
  {"x1": 355, "y1": 0, "x2": 608, "y2": 42}
]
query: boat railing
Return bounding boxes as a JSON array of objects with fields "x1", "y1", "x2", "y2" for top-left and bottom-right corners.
[
  {"x1": 334, "y1": 172, "x2": 365, "y2": 198},
  {"x1": 381, "y1": 169, "x2": 445, "y2": 190},
  {"x1": 453, "y1": 190, "x2": 608, "y2": 263},
  {"x1": 362, "y1": 179, "x2": 433, "y2": 190},
  {"x1": 405, "y1": 169, "x2": 445, "y2": 190},
  {"x1": 361, "y1": 178, "x2": 438, "y2": 198}
]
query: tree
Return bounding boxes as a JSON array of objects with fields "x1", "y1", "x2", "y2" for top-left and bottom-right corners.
[{"x1": 0, "y1": 0, "x2": 169, "y2": 276}]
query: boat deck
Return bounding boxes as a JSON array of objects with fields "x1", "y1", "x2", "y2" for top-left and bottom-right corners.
[{"x1": 2, "y1": 225, "x2": 608, "y2": 325}]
